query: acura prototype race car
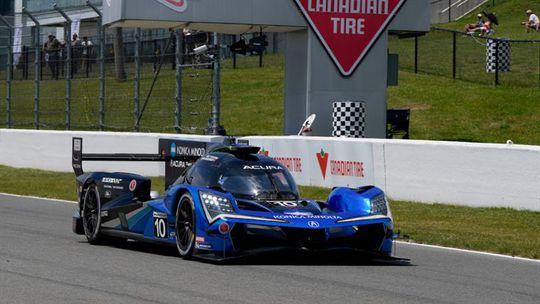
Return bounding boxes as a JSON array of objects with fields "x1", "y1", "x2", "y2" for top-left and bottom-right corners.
[{"x1": 72, "y1": 137, "x2": 399, "y2": 261}]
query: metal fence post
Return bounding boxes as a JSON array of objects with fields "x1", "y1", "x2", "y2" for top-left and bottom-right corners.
[
  {"x1": 414, "y1": 36, "x2": 418, "y2": 74},
  {"x1": 448, "y1": 0, "x2": 451, "y2": 22},
  {"x1": 174, "y1": 29, "x2": 183, "y2": 134},
  {"x1": 134, "y1": 27, "x2": 141, "y2": 132},
  {"x1": 452, "y1": 31, "x2": 456, "y2": 79},
  {"x1": 494, "y1": 39, "x2": 499, "y2": 86},
  {"x1": 87, "y1": 1, "x2": 105, "y2": 131},
  {"x1": 210, "y1": 32, "x2": 221, "y2": 135},
  {"x1": 54, "y1": 5, "x2": 72, "y2": 130},
  {"x1": 0, "y1": 15, "x2": 13, "y2": 128},
  {"x1": 23, "y1": 8, "x2": 41, "y2": 130}
]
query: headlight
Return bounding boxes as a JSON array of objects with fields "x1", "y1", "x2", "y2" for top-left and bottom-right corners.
[
  {"x1": 199, "y1": 191, "x2": 235, "y2": 223},
  {"x1": 370, "y1": 194, "x2": 388, "y2": 216}
]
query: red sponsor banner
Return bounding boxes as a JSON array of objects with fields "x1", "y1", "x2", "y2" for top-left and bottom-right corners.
[{"x1": 293, "y1": 0, "x2": 406, "y2": 76}]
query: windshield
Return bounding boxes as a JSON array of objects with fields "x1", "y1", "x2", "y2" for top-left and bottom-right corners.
[{"x1": 218, "y1": 167, "x2": 299, "y2": 200}]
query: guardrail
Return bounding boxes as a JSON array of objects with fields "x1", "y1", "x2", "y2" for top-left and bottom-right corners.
[{"x1": 0, "y1": 129, "x2": 538, "y2": 211}]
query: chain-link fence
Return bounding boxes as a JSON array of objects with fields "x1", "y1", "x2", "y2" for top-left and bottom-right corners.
[
  {"x1": 1, "y1": 8, "x2": 283, "y2": 133},
  {"x1": 389, "y1": 26, "x2": 540, "y2": 88}
]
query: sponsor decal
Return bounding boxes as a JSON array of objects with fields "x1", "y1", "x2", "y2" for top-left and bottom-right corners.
[
  {"x1": 316, "y1": 149, "x2": 329, "y2": 179},
  {"x1": 129, "y1": 180, "x2": 137, "y2": 192},
  {"x1": 73, "y1": 138, "x2": 81, "y2": 152},
  {"x1": 156, "y1": 0, "x2": 188, "y2": 13},
  {"x1": 104, "y1": 190, "x2": 112, "y2": 198},
  {"x1": 170, "y1": 160, "x2": 187, "y2": 168},
  {"x1": 270, "y1": 201, "x2": 298, "y2": 208},
  {"x1": 103, "y1": 184, "x2": 124, "y2": 190},
  {"x1": 258, "y1": 148, "x2": 270, "y2": 156},
  {"x1": 153, "y1": 211, "x2": 167, "y2": 218},
  {"x1": 100, "y1": 210, "x2": 108, "y2": 217},
  {"x1": 102, "y1": 177, "x2": 122, "y2": 184},
  {"x1": 273, "y1": 214, "x2": 342, "y2": 220},
  {"x1": 243, "y1": 165, "x2": 283, "y2": 171},
  {"x1": 170, "y1": 143, "x2": 177, "y2": 157},
  {"x1": 308, "y1": 221, "x2": 320, "y2": 228},
  {"x1": 171, "y1": 145, "x2": 206, "y2": 157},
  {"x1": 195, "y1": 242, "x2": 213, "y2": 250},
  {"x1": 195, "y1": 236, "x2": 213, "y2": 250},
  {"x1": 292, "y1": 0, "x2": 406, "y2": 76}
]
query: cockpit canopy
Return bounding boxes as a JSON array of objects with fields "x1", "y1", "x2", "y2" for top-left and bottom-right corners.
[{"x1": 177, "y1": 152, "x2": 299, "y2": 200}]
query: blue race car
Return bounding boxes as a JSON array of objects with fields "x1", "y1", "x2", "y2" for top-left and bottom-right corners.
[{"x1": 72, "y1": 137, "x2": 397, "y2": 261}]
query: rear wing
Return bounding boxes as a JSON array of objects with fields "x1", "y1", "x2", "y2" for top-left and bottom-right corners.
[{"x1": 72, "y1": 137, "x2": 224, "y2": 189}]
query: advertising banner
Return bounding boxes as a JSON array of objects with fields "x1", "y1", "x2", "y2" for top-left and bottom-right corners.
[{"x1": 245, "y1": 137, "x2": 374, "y2": 189}]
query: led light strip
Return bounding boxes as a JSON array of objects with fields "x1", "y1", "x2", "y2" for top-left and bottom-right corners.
[
  {"x1": 336, "y1": 214, "x2": 389, "y2": 224},
  {"x1": 211, "y1": 214, "x2": 288, "y2": 225}
]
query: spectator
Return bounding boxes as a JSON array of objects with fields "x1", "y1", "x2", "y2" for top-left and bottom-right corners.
[
  {"x1": 468, "y1": 20, "x2": 493, "y2": 36},
  {"x1": 81, "y1": 36, "x2": 94, "y2": 75},
  {"x1": 522, "y1": 10, "x2": 539, "y2": 32},
  {"x1": 71, "y1": 33, "x2": 81, "y2": 76},
  {"x1": 43, "y1": 33, "x2": 61, "y2": 80},
  {"x1": 464, "y1": 14, "x2": 485, "y2": 33}
]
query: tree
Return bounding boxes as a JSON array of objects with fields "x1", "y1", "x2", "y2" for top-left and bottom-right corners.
[{"x1": 113, "y1": 27, "x2": 127, "y2": 81}]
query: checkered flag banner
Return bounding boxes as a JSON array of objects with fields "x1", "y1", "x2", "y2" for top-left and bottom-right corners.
[
  {"x1": 486, "y1": 39, "x2": 511, "y2": 73},
  {"x1": 332, "y1": 101, "x2": 366, "y2": 138}
]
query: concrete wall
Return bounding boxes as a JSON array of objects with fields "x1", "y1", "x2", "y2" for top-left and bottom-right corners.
[
  {"x1": 0, "y1": 129, "x2": 224, "y2": 176},
  {"x1": 2, "y1": 130, "x2": 537, "y2": 211},
  {"x1": 244, "y1": 136, "x2": 540, "y2": 212}
]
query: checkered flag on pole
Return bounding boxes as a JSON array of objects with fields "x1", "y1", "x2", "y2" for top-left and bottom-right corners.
[
  {"x1": 332, "y1": 101, "x2": 366, "y2": 138},
  {"x1": 486, "y1": 39, "x2": 511, "y2": 73}
]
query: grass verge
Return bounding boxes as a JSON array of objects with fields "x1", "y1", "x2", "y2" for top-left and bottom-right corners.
[{"x1": 1, "y1": 165, "x2": 538, "y2": 259}]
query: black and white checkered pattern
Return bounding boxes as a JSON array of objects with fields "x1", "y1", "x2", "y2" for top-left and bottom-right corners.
[
  {"x1": 332, "y1": 101, "x2": 366, "y2": 138},
  {"x1": 486, "y1": 39, "x2": 511, "y2": 73}
]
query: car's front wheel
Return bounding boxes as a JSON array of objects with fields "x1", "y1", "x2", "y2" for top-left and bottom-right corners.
[
  {"x1": 176, "y1": 193, "x2": 196, "y2": 259},
  {"x1": 82, "y1": 184, "x2": 103, "y2": 244}
]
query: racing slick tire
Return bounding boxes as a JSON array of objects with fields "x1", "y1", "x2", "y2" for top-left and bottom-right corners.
[
  {"x1": 176, "y1": 193, "x2": 196, "y2": 259},
  {"x1": 81, "y1": 184, "x2": 104, "y2": 244}
]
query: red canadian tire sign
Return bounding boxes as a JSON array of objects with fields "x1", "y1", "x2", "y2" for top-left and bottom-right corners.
[
  {"x1": 293, "y1": 0, "x2": 406, "y2": 76},
  {"x1": 156, "y1": 0, "x2": 188, "y2": 12}
]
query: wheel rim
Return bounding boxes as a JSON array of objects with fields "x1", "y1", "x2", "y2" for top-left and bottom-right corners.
[
  {"x1": 176, "y1": 198, "x2": 194, "y2": 254},
  {"x1": 82, "y1": 186, "x2": 101, "y2": 240}
]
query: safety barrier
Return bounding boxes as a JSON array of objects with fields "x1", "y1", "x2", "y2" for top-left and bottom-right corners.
[{"x1": 1, "y1": 129, "x2": 539, "y2": 211}]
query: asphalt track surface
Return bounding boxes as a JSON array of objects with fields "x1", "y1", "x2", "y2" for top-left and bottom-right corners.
[{"x1": 1, "y1": 194, "x2": 539, "y2": 304}]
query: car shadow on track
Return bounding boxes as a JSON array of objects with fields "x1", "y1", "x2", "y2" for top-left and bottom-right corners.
[
  {"x1": 224, "y1": 251, "x2": 413, "y2": 267},
  {"x1": 84, "y1": 240, "x2": 413, "y2": 267}
]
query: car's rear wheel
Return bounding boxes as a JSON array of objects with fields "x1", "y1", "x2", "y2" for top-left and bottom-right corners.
[
  {"x1": 176, "y1": 193, "x2": 196, "y2": 259},
  {"x1": 82, "y1": 184, "x2": 103, "y2": 244}
]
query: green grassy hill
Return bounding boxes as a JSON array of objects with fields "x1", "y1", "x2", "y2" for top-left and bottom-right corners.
[{"x1": 444, "y1": 0, "x2": 540, "y2": 39}]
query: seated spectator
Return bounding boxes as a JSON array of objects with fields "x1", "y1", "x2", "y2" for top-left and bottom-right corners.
[
  {"x1": 522, "y1": 10, "x2": 539, "y2": 32},
  {"x1": 468, "y1": 20, "x2": 492, "y2": 36},
  {"x1": 464, "y1": 14, "x2": 485, "y2": 33}
]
